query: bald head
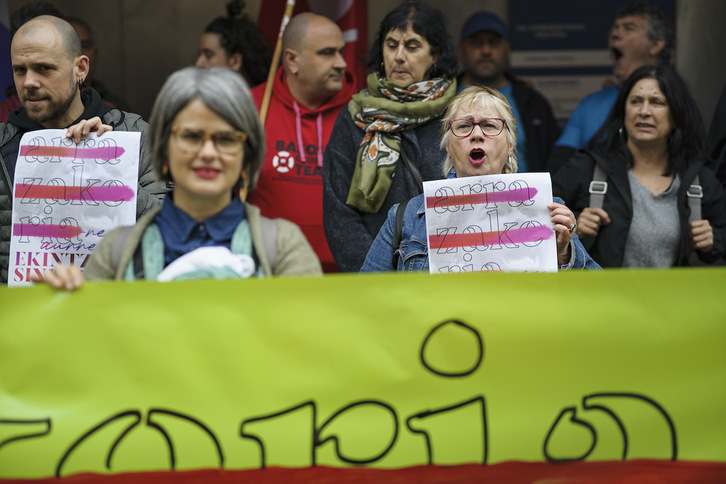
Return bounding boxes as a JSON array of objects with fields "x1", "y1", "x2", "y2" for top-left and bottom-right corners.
[
  {"x1": 11, "y1": 15, "x2": 89, "y2": 128},
  {"x1": 281, "y1": 12, "x2": 346, "y2": 110},
  {"x1": 14, "y1": 15, "x2": 82, "y2": 59},
  {"x1": 283, "y1": 12, "x2": 338, "y2": 52}
]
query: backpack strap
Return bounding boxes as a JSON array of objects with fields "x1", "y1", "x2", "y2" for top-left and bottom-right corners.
[
  {"x1": 686, "y1": 174, "x2": 703, "y2": 265},
  {"x1": 259, "y1": 217, "x2": 279, "y2": 273},
  {"x1": 391, "y1": 198, "x2": 410, "y2": 269},
  {"x1": 400, "y1": 150, "x2": 424, "y2": 194},
  {"x1": 588, "y1": 163, "x2": 608, "y2": 209},
  {"x1": 581, "y1": 163, "x2": 609, "y2": 250},
  {"x1": 687, "y1": 174, "x2": 702, "y2": 223}
]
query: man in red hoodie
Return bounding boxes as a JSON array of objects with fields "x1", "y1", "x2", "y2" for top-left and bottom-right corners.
[{"x1": 248, "y1": 13, "x2": 355, "y2": 272}]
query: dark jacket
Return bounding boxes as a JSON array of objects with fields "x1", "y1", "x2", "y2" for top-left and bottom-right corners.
[
  {"x1": 508, "y1": 74, "x2": 561, "y2": 172},
  {"x1": 323, "y1": 109, "x2": 446, "y2": 272},
  {"x1": 552, "y1": 146, "x2": 726, "y2": 267}
]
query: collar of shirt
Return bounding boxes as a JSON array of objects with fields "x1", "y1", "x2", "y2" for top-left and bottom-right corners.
[{"x1": 154, "y1": 196, "x2": 246, "y2": 265}]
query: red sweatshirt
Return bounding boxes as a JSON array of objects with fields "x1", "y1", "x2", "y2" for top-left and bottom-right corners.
[{"x1": 249, "y1": 67, "x2": 355, "y2": 272}]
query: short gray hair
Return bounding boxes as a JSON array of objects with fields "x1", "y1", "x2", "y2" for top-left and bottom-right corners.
[
  {"x1": 440, "y1": 85, "x2": 518, "y2": 176},
  {"x1": 148, "y1": 66, "x2": 265, "y2": 189}
]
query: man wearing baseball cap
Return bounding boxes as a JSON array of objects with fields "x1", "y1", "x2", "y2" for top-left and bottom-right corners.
[{"x1": 458, "y1": 11, "x2": 559, "y2": 173}]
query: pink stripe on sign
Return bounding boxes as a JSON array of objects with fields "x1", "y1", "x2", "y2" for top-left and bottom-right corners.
[
  {"x1": 15, "y1": 184, "x2": 134, "y2": 202},
  {"x1": 19, "y1": 145, "x2": 126, "y2": 159},
  {"x1": 13, "y1": 223, "x2": 83, "y2": 238},
  {"x1": 429, "y1": 225, "x2": 553, "y2": 249},
  {"x1": 426, "y1": 187, "x2": 538, "y2": 208}
]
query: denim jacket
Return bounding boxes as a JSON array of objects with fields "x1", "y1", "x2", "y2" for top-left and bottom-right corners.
[{"x1": 360, "y1": 194, "x2": 601, "y2": 272}]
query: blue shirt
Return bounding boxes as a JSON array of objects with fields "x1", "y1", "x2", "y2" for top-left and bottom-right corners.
[
  {"x1": 154, "y1": 196, "x2": 246, "y2": 266},
  {"x1": 556, "y1": 84, "x2": 619, "y2": 149}
]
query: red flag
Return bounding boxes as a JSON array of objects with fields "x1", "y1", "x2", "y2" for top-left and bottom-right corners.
[{"x1": 257, "y1": 0, "x2": 367, "y2": 91}]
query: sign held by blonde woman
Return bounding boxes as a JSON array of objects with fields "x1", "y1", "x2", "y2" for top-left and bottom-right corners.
[{"x1": 424, "y1": 172, "x2": 557, "y2": 273}]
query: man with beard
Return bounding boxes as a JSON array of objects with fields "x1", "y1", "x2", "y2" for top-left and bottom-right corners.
[
  {"x1": 458, "y1": 11, "x2": 559, "y2": 173},
  {"x1": 247, "y1": 13, "x2": 355, "y2": 272},
  {"x1": 0, "y1": 15, "x2": 165, "y2": 284},
  {"x1": 548, "y1": 0, "x2": 673, "y2": 172}
]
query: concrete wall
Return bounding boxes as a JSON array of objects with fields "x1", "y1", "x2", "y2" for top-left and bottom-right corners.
[{"x1": 7, "y1": 0, "x2": 726, "y2": 131}]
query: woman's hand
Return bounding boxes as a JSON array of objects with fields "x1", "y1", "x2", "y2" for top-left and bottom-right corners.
[
  {"x1": 690, "y1": 219, "x2": 714, "y2": 252},
  {"x1": 548, "y1": 202, "x2": 577, "y2": 265},
  {"x1": 576, "y1": 207, "x2": 611, "y2": 238},
  {"x1": 31, "y1": 264, "x2": 85, "y2": 291},
  {"x1": 65, "y1": 116, "x2": 113, "y2": 144}
]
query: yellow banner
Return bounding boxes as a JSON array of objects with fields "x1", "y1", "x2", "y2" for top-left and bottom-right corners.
[{"x1": 1, "y1": 269, "x2": 725, "y2": 481}]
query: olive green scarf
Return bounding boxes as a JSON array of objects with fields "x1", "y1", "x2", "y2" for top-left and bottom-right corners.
[{"x1": 346, "y1": 73, "x2": 457, "y2": 213}]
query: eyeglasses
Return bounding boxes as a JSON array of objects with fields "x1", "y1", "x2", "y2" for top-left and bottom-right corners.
[
  {"x1": 449, "y1": 118, "x2": 506, "y2": 138},
  {"x1": 171, "y1": 126, "x2": 248, "y2": 155}
]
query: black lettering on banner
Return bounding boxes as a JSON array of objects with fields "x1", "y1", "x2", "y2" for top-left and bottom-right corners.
[
  {"x1": 543, "y1": 392, "x2": 678, "y2": 463},
  {"x1": 240, "y1": 400, "x2": 317, "y2": 469},
  {"x1": 0, "y1": 418, "x2": 51, "y2": 450},
  {"x1": 406, "y1": 396, "x2": 488, "y2": 465},
  {"x1": 420, "y1": 320, "x2": 484, "y2": 377},
  {"x1": 316, "y1": 400, "x2": 399, "y2": 465},
  {"x1": 55, "y1": 408, "x2": 223, "y2": 478}
]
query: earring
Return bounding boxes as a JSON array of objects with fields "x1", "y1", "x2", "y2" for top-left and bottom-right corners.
[
  {"x1": 162, "y1": 161, "x2": 169, "y2": 176},
  {"x1": 291, "y1": 68, "x2": 297, "y2": 75},
  {"x1": 78, "y1": 78, "x2": 85, "y2": 88}
]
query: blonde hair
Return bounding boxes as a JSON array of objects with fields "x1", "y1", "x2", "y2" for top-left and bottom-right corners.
[{"x1": 440, "y1": 85, "x2": 518, "y2": 176}]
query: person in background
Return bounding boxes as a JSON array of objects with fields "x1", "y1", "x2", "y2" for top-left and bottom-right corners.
[
  {"x1": 548, "y1": 0, "x2": 673, "y2": 173},
  {"x1": 247, "y1": 13, "x2": 355, "y2": 273},
  {"x1": 552, "y1": 65, "x2": 725, "y2": 267},
  {"x1": 0, "y1": 1, "x2": 63, "y2": 122},
  {"x1": 323, "y1": 1, "x2": 459, "y2": 272},
  {"x1": 195, "y1": 0, "x2": 272, "y2": 87},
  {"x1": 67, "y1": 16, "x2": 132, "y2": 112},
  {"x1": 38, "y1": 67, "x2": 322, "y2": 290},
  {"x1": 360, "y1": 86, "x2": 599, "y2": 272},
  {"x1": 0, "y1": 15, "x2": 166, "y2": 285},
  {"x1": 457, "y1": 11, "x2": 559, "y2": 173}
]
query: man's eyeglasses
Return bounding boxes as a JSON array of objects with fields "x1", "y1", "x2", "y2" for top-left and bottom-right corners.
[
  {"x1": 449, "y1": 118, "x2": 506, "y2": 138},
  {"x1": 171, "y1": 126, "x2": 248, "y2": 155}
]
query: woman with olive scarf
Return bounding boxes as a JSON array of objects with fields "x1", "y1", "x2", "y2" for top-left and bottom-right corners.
[{"x1": 322, "y1": 1, "x2": 458, "y2": 272}]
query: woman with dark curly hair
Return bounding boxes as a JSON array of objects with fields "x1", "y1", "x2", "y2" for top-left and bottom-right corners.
[
  {"x1": 322, "y1": 1, "x2": 459, "y2": 272},
  {"x1": 195, "y1": 0, "x2": 272, "y2": 87}
]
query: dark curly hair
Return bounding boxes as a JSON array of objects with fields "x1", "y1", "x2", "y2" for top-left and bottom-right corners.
[
  {"x1": 367, "y1": 1, "x2": 458, "y2": 81},
  {"x1": 204, "y1": 0, "x2": 272, "y2": 86}
]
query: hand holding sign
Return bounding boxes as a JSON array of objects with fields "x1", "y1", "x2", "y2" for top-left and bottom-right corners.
[{"x1": 9, "y1": 129, "x2": 140, "y2": 286}]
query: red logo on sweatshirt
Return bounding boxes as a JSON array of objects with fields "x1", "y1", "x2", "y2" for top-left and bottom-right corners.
[{"x1": 272, "y1": 151, "x2": 295, "y2": 173}]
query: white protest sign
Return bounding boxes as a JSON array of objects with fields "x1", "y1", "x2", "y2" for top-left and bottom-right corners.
[
  {"x1": 424, "y1": 172, "x2": 557, "y2": 274},
  {"x1": 9, "y1": 130, "x2": 140, "y2": 286}
]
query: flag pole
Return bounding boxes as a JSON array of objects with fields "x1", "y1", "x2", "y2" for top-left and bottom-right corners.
[{"x1": 259, "y1": 0, "x2": 296, "y2": 126}]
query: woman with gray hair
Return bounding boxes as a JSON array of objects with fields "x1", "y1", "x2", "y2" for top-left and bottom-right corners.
[
  {"x1": 40, "y1": 67, "x2": 321, "y2": 289},
  {"x1": 360, "y1": 86, "x2": 599, "y2": 272}
]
